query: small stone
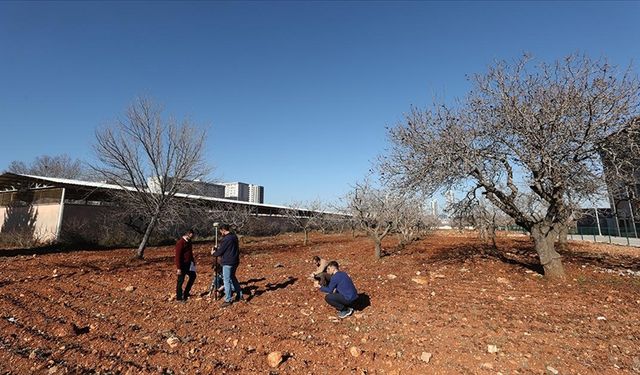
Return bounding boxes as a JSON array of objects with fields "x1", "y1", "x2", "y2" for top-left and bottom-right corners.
[
  {"x1": 54, "y1": 327, "x2": 68, "y2": 337},
  {"x1": 597, "y1": 316, "x2": 607, "y2": 321},
  {"x1": 166, "y1": 337, "x2": 179, "y2": 348},
  {"x1": 274, "y1": 263, "x2": 284, "y2": 268},
  {"x1": 29, "y1": 350, "x2": 37, "y2": 359},
  {"x1": 420, "y1": 352, "x2": 432, "y2": 363},
  {"x1": 497, "y1": 277, "x2": 509, "y2": 284},
  {"x1": 546, "y1": 365, "x2": 559, "y2": 375},
  {"x1": 124, "y1": 286, "x2": 135, "y2": 292},
  {"x1": 487, "y1": 345, "x2": 499, "y2": 354},
  {"x1": 387, "y1": 274, "x2": 397, "y2": 280},
  {"x1": 350, "y1": 346, "x2": 362, "y2": 358},
  {"x1": 480, "y1": 362, "x2": 494, "y2": 370},
  {"x1": 411, "y1": 277, "x2": 429, "y2": 285},
  {"x1": 267, "y1": 351, "x2": 283, "y2": 368},
  {"x1": 48, "y1": 366, "x2": 58, "y2": 374}
]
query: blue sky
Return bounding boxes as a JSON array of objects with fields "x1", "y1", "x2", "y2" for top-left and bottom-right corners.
[{"x1": 1, "y1": 1, "x2": 639, "y2": 206}]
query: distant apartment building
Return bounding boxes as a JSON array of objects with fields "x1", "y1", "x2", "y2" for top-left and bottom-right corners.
[
  {"x1": 147, "y1": 176, "x2": 226, "y2": 198},
  {"x1": 223, "y1": 182, "x2": 250, "y2": 202},
  {"x1": 248, "y1": 184, "x2": 264, "y2": 204},
  {"x1": 147, "y1": 177, "x2": 264, "y2": 203},
  {"x1": 429, "y1": 199, "x2": 439, "y2": 217}
]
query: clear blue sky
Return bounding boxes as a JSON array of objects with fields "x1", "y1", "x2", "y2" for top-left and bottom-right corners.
[{"x1": 1, "y1": 1, "x2": 639, "y2": 206}]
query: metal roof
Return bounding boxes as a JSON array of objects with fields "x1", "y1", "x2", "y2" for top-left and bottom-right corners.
[{"x1": 0, "y1": 172, "x2": 344, "y2": 217}]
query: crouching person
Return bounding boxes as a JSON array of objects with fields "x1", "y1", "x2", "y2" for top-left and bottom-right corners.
[
  {"x1": 310, "y1": 255, "x2": 331, "y2": 287},
  {"x1": 318, "y1": 261, "x2": 358, "y2": 319}
]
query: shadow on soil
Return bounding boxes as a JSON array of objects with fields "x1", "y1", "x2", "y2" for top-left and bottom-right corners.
[
  {"x1": 246, "y1": 276, "x2": 298, "y2": 302},
  {"x1": 420, "y1": 236, "x2": 640, "y2": 274},
  {"x1": 352, "y1": 293, "x2": 371, "y2": 312}
]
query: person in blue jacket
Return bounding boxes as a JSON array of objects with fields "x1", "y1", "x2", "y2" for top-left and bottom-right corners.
[
  {"x1": 211, "y1": 224, "x2": 243, "y2": 306},
  {"x1": 318, "y1": 261, "x2": 358, "y2": 319}
]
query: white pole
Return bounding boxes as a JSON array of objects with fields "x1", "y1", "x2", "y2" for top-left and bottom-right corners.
[
  {"x1": 55, "y1": 188, "x2": 66, "y2": 241},
  {"x1": 594, "y1": 207, "x2": 602, "y2": 236}
]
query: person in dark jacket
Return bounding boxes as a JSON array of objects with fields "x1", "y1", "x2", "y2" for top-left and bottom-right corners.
[
  {"x1": 211, "y1": 224, "x2": 243, "y2": 306},
  {"x1": 318, "y1": 261, "x2": 358, "y2": 319},
  {"x1": 175, "y1": 229, "x2": 196, "y2": 302}
]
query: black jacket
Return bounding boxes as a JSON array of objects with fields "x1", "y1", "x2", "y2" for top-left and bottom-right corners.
[{"x1": 212, "y1": 233, "x2": 240, "y2": 266}]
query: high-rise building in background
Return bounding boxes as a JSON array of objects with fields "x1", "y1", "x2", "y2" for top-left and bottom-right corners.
[
  {"x1": 223, "y1": 182, "x2": 249, "y2": 201},
  {"x1": 430, "y1": 199, "x2": 439, "y2": 217},
  {"x1": 248, "y1": 184, "x2": 264, "y2": 204},
  {"x1": 445, "y1": 190, "x2": 456, "y2": 210},
  {"x1": 147, "y1": 176, "x2": 225, "y2": 198},
  {"x1": 147, "y1": 177, "x2": 264, "y2": 203}
]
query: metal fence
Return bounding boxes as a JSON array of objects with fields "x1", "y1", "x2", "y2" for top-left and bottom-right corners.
[{"x1": 568, "y1": 227, "x2": 640, "y2": 247}]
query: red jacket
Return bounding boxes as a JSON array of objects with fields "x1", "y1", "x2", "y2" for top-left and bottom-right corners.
[{"x1": 174, "y1": 237, "x2": 194, "y2": 270}]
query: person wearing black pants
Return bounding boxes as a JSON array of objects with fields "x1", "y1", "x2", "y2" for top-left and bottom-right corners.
[
  {"x1": 318, "y1": 261, "x2": 358, "y2": 319},
  {"x1": 175, "y1": 229, "x2": 196, "y2": 301}
]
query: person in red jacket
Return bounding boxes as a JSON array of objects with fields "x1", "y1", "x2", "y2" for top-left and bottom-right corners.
[{"x1": 175, "y1": 229, "x2": 196, "y2": 302}]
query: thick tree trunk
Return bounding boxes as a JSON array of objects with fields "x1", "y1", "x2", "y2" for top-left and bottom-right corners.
[
  {"x1": 135, "y1": 214, "x2": 157, "y2": 259},
  {"x1": 374, "y1": 239, "x2": 382, "y2": 259},
  {"x1": 557, "y1": 224, "x2": 569, "y2": 249},
  {"x1": 530, "y1": 225, "x2": 565, "y2": 279}
]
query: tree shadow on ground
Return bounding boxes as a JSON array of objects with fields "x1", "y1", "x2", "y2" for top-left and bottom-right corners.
[
  {"x1": 246, "y1": 276, "x2": 297, "y2": 302},
  {"x1": 425, "y1": 241, "x2": 545, "y2": 274},
  {"x1": 422, "y1": 236, "x2": 640, "y2": 275}
]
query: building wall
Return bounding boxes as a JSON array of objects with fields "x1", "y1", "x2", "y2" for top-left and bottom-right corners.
[
  {"x1": 0, "y1": 188, "x2": 64, "y2": 243},
  {"x1": 0, "y1": 202, "x2": 61, "y2": 242},
  {"x1": 148, "y1": 176, "x2": 226, "y2": 198}
]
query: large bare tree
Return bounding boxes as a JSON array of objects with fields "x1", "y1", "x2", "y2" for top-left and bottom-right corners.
[
  {"x1": 382, "y1": 54, "x2": 640, "y2": 278},
  {"x1": 93, "y1": 97, "x2": 210, "y2": 259}
]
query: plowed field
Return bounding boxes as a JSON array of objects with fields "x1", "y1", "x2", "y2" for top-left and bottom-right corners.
[{"x1": 1, "y1": 231, "x2": 639, "y2": 374}]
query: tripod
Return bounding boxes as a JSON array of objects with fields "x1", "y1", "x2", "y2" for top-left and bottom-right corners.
[{"x1": 208, "y1": 224, "x2": 220, "y2": 299}]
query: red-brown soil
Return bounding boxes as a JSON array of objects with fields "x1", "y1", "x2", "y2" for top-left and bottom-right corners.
[{"x1": 1, "y1": 231, "x2": 640, "y2": 374}]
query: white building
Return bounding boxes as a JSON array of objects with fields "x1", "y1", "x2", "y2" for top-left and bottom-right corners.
[
  {"x1": 223, "y1": 182, "x2": 250, "y2": 201},
  {"x1": 430, "y1": 199, "x2": 439, "y2": 217},
  {"x1": 248, "y1": 184, "x2": 264, "y2": 204},
  {"x1": 147, "y1": 176, "x2": 225, "y2": 198}
]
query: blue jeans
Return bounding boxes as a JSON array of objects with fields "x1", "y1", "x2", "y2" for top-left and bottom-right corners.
[{"x1": 222, "y1": 264, "x2": 242, "y2": 302}]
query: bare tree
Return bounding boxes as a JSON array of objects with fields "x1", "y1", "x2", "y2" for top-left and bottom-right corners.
[
  {"x1": 394, "y1": 193, "x2": 434, "y2": 250},
  {"x1": 346, "y1": 179, "x2": 403, "y2": 259},
  {"x1": 382, "y1": 54, "x2": 640, "y2": 278},
  {"x1": 92, "y1": 97, "x2": 210, "y2": 259},
  {"x1": 219, "y1": 203, "x2": 256, "y2": 237},
  {"x1": 284, "y1": 200, "x2": 323, "y2": 245},
  {"x1": 448, "y1": 194, "x2": 514, "y2": 249},
  {"x1": 7, "y1": 154, "x2": 86, "y2": 179}
]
